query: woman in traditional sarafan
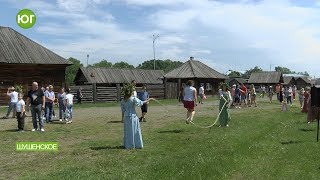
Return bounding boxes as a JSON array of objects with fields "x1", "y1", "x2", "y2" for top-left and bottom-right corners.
[
  {"x1": 219, "y1": 83, "x2": 232, "y2": 127},
  {"x1": 121, "y1": 84, "x2": 153, "y2": 149}
]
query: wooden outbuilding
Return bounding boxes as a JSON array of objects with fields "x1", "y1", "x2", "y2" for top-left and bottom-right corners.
[
  {"x1": 0, "y1": 26, "x2": 71, "y2": 105},
  {"x1": 248, "y1": 71, "x2": 283, "y2": 87},
  {"x1": 164, "y1": 57, "x2": 228, "y2": 97}
]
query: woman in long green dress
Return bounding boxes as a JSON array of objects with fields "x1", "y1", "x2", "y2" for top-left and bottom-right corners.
[{"x1": 219, "y1": 83, "x2": 232, "y2": 127}]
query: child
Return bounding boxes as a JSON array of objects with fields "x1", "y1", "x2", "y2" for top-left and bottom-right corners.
[
  {"x1": 16, "y1": 93, "x2": 25, "y2": 132},
  {"x1": 281, "y1": 97, "x2": 289, "y2": 112},
  {"x1": 138, "y1": 85, "x2": 149, "y2": 122},
  {"x1": 64, "y1": 88, "x2": 74, "y2": 124}
]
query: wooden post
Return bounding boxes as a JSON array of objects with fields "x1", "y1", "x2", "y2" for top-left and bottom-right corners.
[
  {"x1": 116, "y1": 83, "x2": 121, "y2": 102},
  {"x1": 164, "y1": 77, "x2": 167, "y2": 99},
  {"x1": 92, "y1": 83, "x2": 97, "y2": 103},
  {"x1": 178, "y1": 78, "x2": 181, "y2": 99}
]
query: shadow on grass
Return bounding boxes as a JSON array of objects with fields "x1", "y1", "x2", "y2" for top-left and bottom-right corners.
[
  {"x1": 299, "y1": 128, "x2": 315, "y2": 132},
  {"x1": 90, "y1": 146, "x2": 124, "y2": 150},
  {"x1": 280, "y1": 140, "x2": 302, "y2": 145},
  {"x1": 4, "y1": 129, "x2": 18, "y2": 132},
  {"x1": 158, "y1": 129, "x2": 183, "y2": 134},
  {"x1": 107, "y1": 121, "x2": 123, "y2": 123}
]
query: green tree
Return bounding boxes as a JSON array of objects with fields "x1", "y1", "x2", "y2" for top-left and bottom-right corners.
[
  {"x1": 137, "y1": 59, "x2": 183, "y2": 73},
  {"x1": 297, "y1": 71, "x2": 310, "y2": 76},
  {"x1": 65, "y1": 57, "x2": 83, "y2": 86},
  {"x1": 228, "y1": 70, "x2": 242, "y2": 78},
  {"x1": 89, "y1": 60, "x2": 112, "y2": 68},
  {"x1": 243, "y1": 66, "x2": 263, "y2": 78},
  {"x1": 113, "y1": 61, "x2": 135, "y2": 69},
  {"x1": 274, "y1": 66, "x2": 292, "y2": 74}
]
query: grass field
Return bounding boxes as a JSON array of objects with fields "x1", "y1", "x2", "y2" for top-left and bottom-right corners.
[{"x1": 1, "y1": 97, "x2": 320, "y2": 180}]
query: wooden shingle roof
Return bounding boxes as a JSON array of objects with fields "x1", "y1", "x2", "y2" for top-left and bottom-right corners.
[
  {"x1": 283, "y1": 76, "x2": 295, "y2": 85},
  {"x1": 164, "y1": 60, "x2": 227, "y2": 79},
  {"x1": 76, "y1": 67, "x2": 165, "y2": 84},
  {"x1": 0, "y1": 26, "x2": 71, "y2": 65},
  {"x1": 248, "y1": 71, "x2": 283, "y2": 84}
]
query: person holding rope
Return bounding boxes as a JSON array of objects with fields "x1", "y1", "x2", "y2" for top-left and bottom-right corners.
[
  {"x1": 219, "y1": 83, "x2": 232, "y2": 127},
  {"x1": 121, "y1": 84, "x2": 153, "y2": 149},
  {"x1": 183, "y1": 80, "x2": 197, "y2": 124}
]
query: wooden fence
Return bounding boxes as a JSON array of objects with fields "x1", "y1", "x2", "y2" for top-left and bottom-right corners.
[{"x1": 69, "y1": 84, "x2": 167, "y2": 103}]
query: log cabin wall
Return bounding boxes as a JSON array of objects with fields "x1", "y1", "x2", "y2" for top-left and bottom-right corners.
[{"x1": 0, "y1": 64, "x2": 67, "y2": 105}]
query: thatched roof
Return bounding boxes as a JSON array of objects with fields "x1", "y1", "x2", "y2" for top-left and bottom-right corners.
[
  {"x1": 283, "y1": 76, "x2": 296, "y2": 85},
  {"x1": 248, "y1": 71, "x2": 283, "y2": 84},
  {"x1": 75, "y1": 67, "x2": 164, "y2": 84},
  {"x1": 164, "y1": 59, "x2": 227, "y2": 79},
  {"x1": 0, "y1": 26, "x2": 71, "y2": 65}
]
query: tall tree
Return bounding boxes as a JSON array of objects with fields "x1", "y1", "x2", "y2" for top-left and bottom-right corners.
[
  {"x1": 113, "y1": 61, "x2": 135, "y2": 69},
  {"x1": 274, "y1": 66, "x2": 292, "y2": 74},
  {"x1": 65, "y1": 57, "x2": 83, "y2": 86},
  {"x1": 228, "y1": 70, "x2": 242, "y2": 78},
  {"x1": 89, "y1": 60, "x2": 112, "y2": 68},
  {"x1": 243, "y1": 66, "x2": 263, "y2": 78},
  {"x1": 137, "y1": 59, "x2": 183, "y2": 73}
]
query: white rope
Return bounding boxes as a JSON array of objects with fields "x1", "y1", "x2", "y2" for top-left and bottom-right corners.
[{"x1": 189, "y1": 100, "x2": 228, "y2": 129}]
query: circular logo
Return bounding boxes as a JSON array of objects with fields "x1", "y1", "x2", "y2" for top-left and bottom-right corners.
[{"x1": 16, "y1": 9, "x2": 36, "y2": 29}]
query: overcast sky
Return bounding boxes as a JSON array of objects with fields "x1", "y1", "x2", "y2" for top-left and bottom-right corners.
[{"x1": 1, "y1": 0, "x2": 320, "y2": 77}]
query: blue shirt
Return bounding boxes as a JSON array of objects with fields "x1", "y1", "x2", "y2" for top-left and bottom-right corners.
[{"x1": 138, "y1": 91, "x2": 149, "y2": 101}]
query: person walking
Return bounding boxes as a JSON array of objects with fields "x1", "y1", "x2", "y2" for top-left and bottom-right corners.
[
  {"x1": 183, "y1": 80, "x2": 197, "y2": 124},
  {"x1": 268, "y1": 86, "x2": 274, "y2": 103},
  {"x1": 299, "y1": 88, "x2": 305, "y2": 109},
  {"x1": 302, "y1": 87, "x2": 310, "y2": 113},
  {"x1": 3, "y1": 87, "x2": 18, "y2": 119},
  {"x1": 26, "y1": 82, "x2": 45, "y2": 132},
  {"x1": 198, "y1": 84, "x2": 205, "y2": 104}
]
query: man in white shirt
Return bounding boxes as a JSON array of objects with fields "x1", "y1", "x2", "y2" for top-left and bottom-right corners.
[
  {"x1": 4, "y1": 87, "x2": 18, "y2": 119},
  {"x1": 198, "y1": 84, "x2": 205, "y2": 104}
]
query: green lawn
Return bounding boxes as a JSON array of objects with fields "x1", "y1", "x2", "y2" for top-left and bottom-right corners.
[{"x1": 0, "y1": 97, "x2": 320, "y2": 179}]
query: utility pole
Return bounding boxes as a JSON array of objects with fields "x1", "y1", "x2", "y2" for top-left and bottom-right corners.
[
  {"x1": 153, "y1": 34, "x2": 159, "y2": 70},
  {"x1": 87, "y1": 54, "x2": 89, "y2": 67}
]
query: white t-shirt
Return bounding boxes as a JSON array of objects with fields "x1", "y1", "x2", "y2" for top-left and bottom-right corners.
[
  {"x1": 199, "y1": 87, "x2": 204, "y2": 95},
  {"x1": 65, "y1": 94, "x2": 74, "y2": 105},
  {"x1": 133, "y1": 90, "x2": 137, "y2": 97},
  {"x1": 183, "y1": 86, "x2": 196, "y2": 101},
  {"x1": 16, "y1": 99, "x2": 25, "y2": 112},
  {"x1": 9, "y1": 91, "x2": 18, "y2": 103}
]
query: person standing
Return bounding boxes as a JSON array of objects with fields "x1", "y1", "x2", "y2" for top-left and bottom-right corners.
[
  {"x1": 3, "y1": 87, "x2": 18, "y2": 119},
  {"x1": 65, "y1": 88, "x2": 74, "y2": 124},
  {"x1": 302, "y1": 87, "x2": 310, "y2": 113},
  {"x1": 230, "y1": 85, "x2": 236, "y2": 107},
  {"x1": 57, "y1": 88, "x2": 66, "y2": 122},
  {"x1": 138, "y1": 85, "x2": 149, "y2": 122},
  {"x1": 16, "y1": 93, "x2": 26, "y2": 132},
  {"x1": 240, "y1": 84, "x2": 247, "y2": 106},
  {"x1": 131, "y1": 80, "x2": 137, "y2": 97},
  {"x1": 219, "y1": 83, "x2": 232, "y2": 127},
  {"x1": 44, "y1": 85, "x2": 55, "y2": 123},
  {"x1": 76, "y1": 87, "x2": 83, "y2": 104},
  {"x1": 27, "y1": 82, "x2": 45, "y2": 132},
  {"x1": 260, "y1": 85, "x2": 266, "y2": 98},
  {"x1": 178, "y1": 86, "x2": 184, "y2": 103},
  {"x1": 183, "y1": 80, "x2": 197, "y2": 124},
  {"x1": 268, "y1": 86, "x2": 274, "y2": 103},
  {"x1": 287, "y1": 86, "x2": 293, "y2": 105},
  {"x1": 198, "y1": 84, "x2": 205, "y2": 104},
  {"x1": 292, "y1": 85, "x2": 297, "y2": 100},
  {"x1": 279, "y1": 85, "x2": 284, "y2": 103},
  {"x1": 121, "y1": 84, "x2": 153, "y2": 149},
  {"x1": 250, "y1": 84, "x2": 257, "y2": 107},
  {"x1": 234, "y1": 85, "x2": 241, "y2": 109},
  {"x1": 299, "y1": 88, "x2": 305, "y2": 109},
  {"x1": 276, "y1": 84, "x2": 281, "y2": 101}
]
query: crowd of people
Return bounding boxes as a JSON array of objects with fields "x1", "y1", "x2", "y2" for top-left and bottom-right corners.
[{"x1": 2, "y1": 82, "x2": 81, "y2": 132}]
